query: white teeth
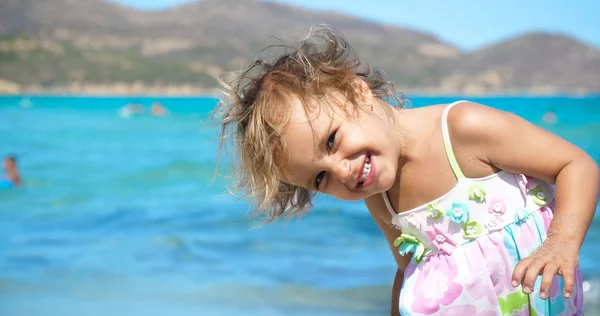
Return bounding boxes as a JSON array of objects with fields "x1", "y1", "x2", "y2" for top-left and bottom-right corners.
[{"x1": 360, "y1": 161, "x2": 371, "y2": 183}]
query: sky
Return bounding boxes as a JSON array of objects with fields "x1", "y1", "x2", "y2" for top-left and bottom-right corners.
[{"x1": 110, "y1": 0, "x2": 600, "y2": 51}]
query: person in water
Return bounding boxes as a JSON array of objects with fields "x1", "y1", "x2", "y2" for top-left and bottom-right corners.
[
  {"x1": 2, "y1": 156, "x2": 21, "y2": 187},
  {"x1": 151, "y1": 102, "x2": 168, "y2": 116},
  {"x1": 214, "y1": 25, "x2": 598, "y2": 315}
]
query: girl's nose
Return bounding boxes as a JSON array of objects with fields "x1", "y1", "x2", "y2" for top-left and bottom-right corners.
[{"x1": 332, "y1": 158, "x2": 352, "y2": 184}]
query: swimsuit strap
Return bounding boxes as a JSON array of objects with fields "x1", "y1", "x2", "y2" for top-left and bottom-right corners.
[
  {"x1": 442, "y1": 100, "x2": 468, "y2": 180},
  {"x1": 382, "y1": 191, "x2": 397, "y2": 216},
  {"x1": 381, "y1": 100, "x2": 469, "y2": 215}
]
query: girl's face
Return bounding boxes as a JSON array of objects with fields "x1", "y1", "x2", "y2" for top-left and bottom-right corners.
[{"x1": 281, "y1": 83, "x2": 404, "y2": 201}]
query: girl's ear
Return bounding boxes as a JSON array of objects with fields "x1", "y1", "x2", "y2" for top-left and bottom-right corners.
[{"x1": 353, "y1": 77, "x2": 373, "y2": 106}]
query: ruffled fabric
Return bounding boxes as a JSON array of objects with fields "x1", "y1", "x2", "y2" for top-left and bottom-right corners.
[{"x1": 399, "y1": 201, "x2": 584, "y2": 315}]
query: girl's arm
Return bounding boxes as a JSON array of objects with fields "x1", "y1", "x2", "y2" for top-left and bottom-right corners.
[
  {"x1": 365, "y1": 195, "x2": 411, "y2": 316},
  {"x1": 391, "y1": 269, "x2": 404, "y2": 316},
  {"x1": 447, "y1": 101, "x2": 599, "y2": 299}
]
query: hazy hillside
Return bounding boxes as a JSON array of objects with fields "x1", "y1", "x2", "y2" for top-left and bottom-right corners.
[
  {"x1": 0, "y1": 0, "x2": 598, "y2": 94},
  {"x1": 458, "y1": 33, "x2": 600, "y2": 90}
]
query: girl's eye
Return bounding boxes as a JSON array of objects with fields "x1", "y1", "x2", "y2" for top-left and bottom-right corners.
[
  {"x1": 315, "y1": 171, "x2": 326, "y2": 189},
  {"x1": 315, "y1": 130, "x2": 337, "y2": 189},
  {"x1": 327, "y1": 130, "x2": 337, "y2": 150}
]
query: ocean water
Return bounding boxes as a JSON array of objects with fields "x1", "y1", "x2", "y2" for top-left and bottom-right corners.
[{"x1": 0, "y1": 95, "x2": 599, "y2": 316}]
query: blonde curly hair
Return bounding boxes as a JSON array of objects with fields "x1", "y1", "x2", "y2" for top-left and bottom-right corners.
[{"x1": 213, "y1": 25, "x2": 406, "y2": 222}]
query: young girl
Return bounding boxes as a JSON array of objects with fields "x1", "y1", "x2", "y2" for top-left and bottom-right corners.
[{"x1": 214, "y1": 25, "x2": 599, "y2": 315}]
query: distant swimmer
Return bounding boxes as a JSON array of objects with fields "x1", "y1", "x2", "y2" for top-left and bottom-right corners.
[
  {"x1": 151, "y1": 102, "x2": 169, "y2": 116},
  {"x1": 118, "y1": 103, "x2": 144, "y2": 118},
  {"x1": 542, "y1": 111, "x2": 558, "y2": 125},
  {"x1": 1, "y1": 156, "x2": 21, "y2": 188}
]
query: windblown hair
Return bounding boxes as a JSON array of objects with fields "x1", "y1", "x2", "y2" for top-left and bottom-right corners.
[{"x1": 213, "y1": 25, "x2": 406, "y2": 223}]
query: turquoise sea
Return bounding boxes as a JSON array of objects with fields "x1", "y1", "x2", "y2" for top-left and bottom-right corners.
[{"x1": 0, "y1": 95, "x2": 599, "y2": 315}]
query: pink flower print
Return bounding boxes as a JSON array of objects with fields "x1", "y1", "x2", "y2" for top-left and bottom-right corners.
[
  {"x1": 446, "y1": 201, "x2": 469, "y2": 224},
  {"x1": 516, "y1": 221, "x2": 539, "y2": 253},
  {"x1": 466, "y1": 267, "x2": 500, "y2": 305},
  {"x1": 477, "y1": 311, "x2": 500, "y2": 316},
  {"x1": 463, "y1": 235, "x2": 509, "y2": 304},
  {"x1": 439, "y1": 305, "x2": 476, "y2": 315},
  {"x1": 411, "y1": 255, "x2": 463, "y2": 314},
  {"x1": 488, "y1": 198, "x2": 507, "y2": 215},
  {"x1": 486, "y1": 244, "x2": 515, "y2": 296},
  {"x1": 425, "y1": 224, "x2": 456, "y2": 254}
]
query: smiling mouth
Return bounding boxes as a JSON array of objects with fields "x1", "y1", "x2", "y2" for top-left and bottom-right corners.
[{"x1": 357, "y1": 152, "x2": 372, "y2": 188}]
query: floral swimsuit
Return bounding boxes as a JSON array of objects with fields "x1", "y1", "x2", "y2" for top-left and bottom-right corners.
[{"x1": 383, "y1": 101, "x2": 584, "y2": 315}]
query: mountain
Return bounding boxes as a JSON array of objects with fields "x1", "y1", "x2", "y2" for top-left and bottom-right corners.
[
  {"x1": 445, "y1": 33, "x2": 600, "y2": 93},
  {"x1": 0, "y1": 0, "x2": 598, "y2": 94}
]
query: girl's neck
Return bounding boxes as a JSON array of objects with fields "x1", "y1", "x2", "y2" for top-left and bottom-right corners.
[{"x1": 390, "y1": 106, "x2": 418, "y2": 155}]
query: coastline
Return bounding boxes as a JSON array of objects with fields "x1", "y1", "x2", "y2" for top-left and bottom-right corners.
[
  {"x1": 0, "y1": 77, "x2": 599, "y2": 98},
  {"x1": 0, "y1": 88, "x2": 598, "y2": 99},
  {"x1": 0, "y1": 79, "x2": 598, "y2": 98}
]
